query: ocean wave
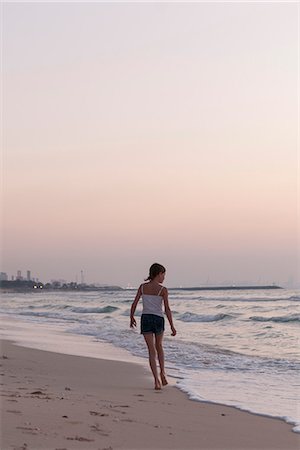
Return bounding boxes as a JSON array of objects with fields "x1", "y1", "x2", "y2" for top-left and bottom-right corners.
[
  {"x1": 121, "y1": 309, "x2": 142, "y2": 317},
  {"x1": 68, "y1": 321, "x2": 300, "y2": 373},
  {"x1": 289, "y1": 296, "x2": 300, "y2": 301},
  {"x1": 250, "y1": 314, "x2": 300, "y2": 324},
  {"x1": 178, "y1": 312, "x2": 232, "y2": 323},
  {"x1": 70, "y1": 306, "x2": 119, "y2": 314},
  {"x1": 18, "y1": 311, "x2": 77, "y2": 322}
]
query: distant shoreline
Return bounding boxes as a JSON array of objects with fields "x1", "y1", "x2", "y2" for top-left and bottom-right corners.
[{"x1": 0, "y1": 284, "x2": 283, "y2": 293}]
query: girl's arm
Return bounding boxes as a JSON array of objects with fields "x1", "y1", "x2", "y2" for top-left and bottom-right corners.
[
  {"x1": 162, "y1": 288, "x2": 177, "y2": 336},
  {"x1": 130, "y1": 285, "x2": 142, "y2": 328}
]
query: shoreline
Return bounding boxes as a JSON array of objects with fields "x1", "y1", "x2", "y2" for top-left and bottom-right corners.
[
  {"x1": 1, "y1": 314, "x2": 299, "y2": 435},
  {"x1": 1, "y1": 338, "x2": 299, "y2": 449}
]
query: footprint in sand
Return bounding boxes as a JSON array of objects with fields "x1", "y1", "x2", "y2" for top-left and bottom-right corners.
[
  {"x1": 89, "y1": 411, "x2": 109, "y2": 417},
  {"x1": 16, "y1": 426, "x2": 41, "y2": 435},
  {"x1": 6, "y1": 409, "x2": 22, "y2": 415},
  {"x1": 90, "y1": 424, "x2": 110, "y2": 436},
  {"x1": 29, "y1": 390, "x2": 52, "y2": 400},
  {"x1": 4, "y1": 393, "x2": 21, "y2": 399},
  {"x1": 109, "y1": 405, "x2": 130, "y2": 414},
  {"x1": 66, "y1": 436, "x2": 94, "y2": 442},
  {"x1": 13, "y1": 444, "x2": 27, "y2": 450}
]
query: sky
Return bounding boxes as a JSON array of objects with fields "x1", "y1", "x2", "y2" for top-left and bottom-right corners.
[{"x1": 1, "y1": 2, "x2": 299, "y2": 287}]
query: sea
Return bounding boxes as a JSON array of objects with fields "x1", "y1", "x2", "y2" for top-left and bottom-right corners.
[{"x1": 0, "y1": 287, "x2": 299, "y2": 432}]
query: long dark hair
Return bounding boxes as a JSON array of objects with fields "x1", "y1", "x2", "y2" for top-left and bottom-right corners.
[{"x1": 144, "y1": 263, "x2": 166, "y2": 281}]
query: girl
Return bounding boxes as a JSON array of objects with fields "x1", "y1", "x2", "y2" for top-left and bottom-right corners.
[{"x1": 130, "y1": 263, "x2": 177, "y2": 390}]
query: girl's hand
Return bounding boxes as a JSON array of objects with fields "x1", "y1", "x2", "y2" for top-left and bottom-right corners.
[
  {"x1": 130, "y1": 317, "x2": 137, "y2": 328},
  {"x1": 171, "y1": 326, "x2": 177, "y2": 336}
]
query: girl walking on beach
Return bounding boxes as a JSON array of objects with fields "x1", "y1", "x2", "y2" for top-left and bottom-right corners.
[{"x1": 130, "y1": 263, "x2": 177, "y2": 390}]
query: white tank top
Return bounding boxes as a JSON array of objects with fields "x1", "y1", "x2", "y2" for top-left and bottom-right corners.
[{"x1": 141, "y1": 284, "x2": 164, "y2": 317}]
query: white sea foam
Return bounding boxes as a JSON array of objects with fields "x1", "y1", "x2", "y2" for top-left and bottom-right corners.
[
  {"x1": 250, "y1": 314, "x2": 300, "y2": 323},
  {"x1": 178, "y1": 312, "x2": 232, "y2": 322}
]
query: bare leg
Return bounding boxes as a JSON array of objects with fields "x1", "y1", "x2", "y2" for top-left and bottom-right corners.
[
  {"x1": 155, "y1": 333, "x2": 168, "y2": 386},
  {"x1": 143, "y1": 333, "x2": 161, "y2": 390}
]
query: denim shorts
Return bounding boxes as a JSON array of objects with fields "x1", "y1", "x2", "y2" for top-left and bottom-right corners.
[{"x1": 141, "y1": 314, "x2": 165, "y2": 335}]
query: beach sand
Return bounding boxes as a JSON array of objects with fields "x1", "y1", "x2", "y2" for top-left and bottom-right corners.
[{"x1": 1, "y1": 339, "x2": 299, "y2": 450}]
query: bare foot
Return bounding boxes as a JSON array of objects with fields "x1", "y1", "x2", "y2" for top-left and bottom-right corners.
[
  {"x1": 160, "y1": 373, "x2": 168, "y2": 386},
  {"x1": 154, "y1": 380, "x2": 162, "y2": 390}
]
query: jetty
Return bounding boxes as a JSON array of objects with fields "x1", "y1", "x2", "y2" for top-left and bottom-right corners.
[{"x1": 169, "y1": 285, "x2": 282, "y2": 291}]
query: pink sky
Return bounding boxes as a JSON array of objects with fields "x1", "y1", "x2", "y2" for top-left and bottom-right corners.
[{"x1": 2, "y1": 2, "x2": 298, "y2": 287}]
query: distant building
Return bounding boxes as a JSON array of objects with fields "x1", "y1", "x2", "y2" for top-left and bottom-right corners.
[
  {"x1": 27, "y1": 270, "x2": 31, "y2": 281},
  {"x1": 16, "y1": 270, "x2": 22, "y2": 280},
  {"x1": 0, "y1": 272, "x2": 8, "y2": 281}
]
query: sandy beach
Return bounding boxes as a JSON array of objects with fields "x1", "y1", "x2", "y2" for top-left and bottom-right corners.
[{"x1": 1, "y1": 339, "x2": 299, "y2": 450}]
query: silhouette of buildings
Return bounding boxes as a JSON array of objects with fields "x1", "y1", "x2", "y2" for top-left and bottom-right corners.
[{"x1": 16, "y1": 270, "x2": 22, "y2": 280}]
